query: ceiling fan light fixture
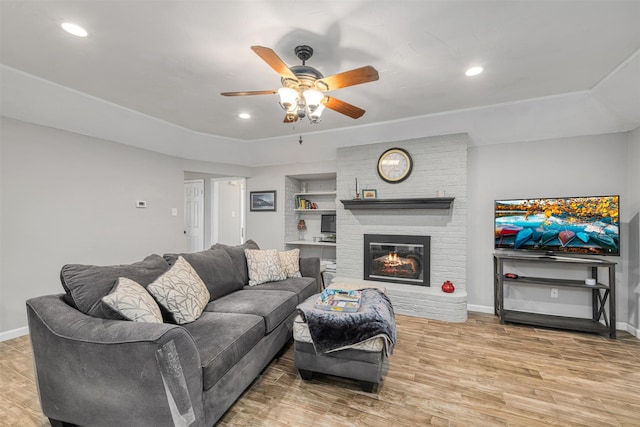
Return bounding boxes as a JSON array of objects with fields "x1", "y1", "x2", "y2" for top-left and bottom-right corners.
[
  {"x1": 222, "y1": 45, "x2": 379, "y2": 128},
  {"x1": 277, "y1": 87, "x2": 298, "y2": 112},
  {"x1": 303, "y1": 89, "x2": 324, "y2": 112},
  {"x1": 309, "y1": 104, "x2": 325, "y2": 124}
]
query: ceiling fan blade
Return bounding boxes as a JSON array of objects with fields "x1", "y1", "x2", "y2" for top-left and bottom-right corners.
[
  {"x1": 324, "y1": 96, "x2": 366, "y2": 119},
  {"x1": 251, "y1": 46, "x2": 299, "y2": 82},
  {"x1": 283, "y1": 113, "x2": 298, "y2": 123},
  {"x1": 317, "y1": 66, "x2": 379, "y2": 91},
  {"x1": 220, "y1": 90, "x2": 277, "y2": 96}
]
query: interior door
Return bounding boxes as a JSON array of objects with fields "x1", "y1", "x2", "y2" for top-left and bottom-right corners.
[
  {"x1": 212, "y1": 178, "x2": 246, "y2": 245},
  {"x1": 184, "y1": 179, "x2": 204, "y2": 252}
]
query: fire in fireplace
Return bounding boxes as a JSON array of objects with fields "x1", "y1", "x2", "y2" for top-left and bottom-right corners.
[{"x1": 364, "y1": 234, "x2": 430, "y2": 286}]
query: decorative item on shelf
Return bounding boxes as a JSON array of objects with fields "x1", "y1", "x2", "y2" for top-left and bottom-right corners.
[
  {"x1": 301, "y1": 181, "x2": 307, "y2": 193},
  {"x1": 441, "y1": 280, "x2": 455, "y2": 293},
  {"x1": 354, "y1": 177, "x2": 361, "y2": 199},
  {"x1": 436, "y1": 190, "x2": 445, "y2": 197},
  {"x1": 297, "y1": 219, "x2": 307, "y2": 240},
  {"x1": 362, "y1": 189, "x2": 377, "y2": 199}
]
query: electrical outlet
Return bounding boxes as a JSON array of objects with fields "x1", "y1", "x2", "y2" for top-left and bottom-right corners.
[{"x1": 551, "y1": 288, "x2": 559, "y2": 298}]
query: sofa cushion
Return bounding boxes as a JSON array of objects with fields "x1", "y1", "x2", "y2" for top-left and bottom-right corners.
[
  {"x1": 101, "y1": 277, "x2": 163, "y2": 323},
  {"x1": 244, "y1": 249, "x2": 287, "y2": 286},
  {"x1": 243, "y1": 277, "x2": 317, "y2": 304},
  {"x1": 147, "y1": 256, "x2": 210, "y2": 325},
  {"x1": 204, "y1": 290, "x2": 297, "y2": 333},
  {"x1": 60, "y1": 254, "x2": 169, "y2": 319},
  {"x1": 163, "y1": 248, "x2": 244, "y2": 300},
  {"x1": 181, "y1": 311, "x2": 265, "y2": 391},
  {"x1": 278, "y1": 249, "x2": 302, "y2": 278},
  {"x1": 210, "y1": 240, "x2": 259, "y2": 285}
]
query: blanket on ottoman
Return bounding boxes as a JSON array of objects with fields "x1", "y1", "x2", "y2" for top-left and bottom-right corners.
[{"x1": 297, "y1": 288, "x2": 396, "y2": 355}]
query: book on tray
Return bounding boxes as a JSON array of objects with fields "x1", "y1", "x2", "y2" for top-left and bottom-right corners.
[{"x1": 314, "y1": 289, "x2": 362, "y2": 312}]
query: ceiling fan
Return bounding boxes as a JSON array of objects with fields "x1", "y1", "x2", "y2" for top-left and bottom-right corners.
[{"x1": 221, "y1": 45, "x2": 379, "y2": 124}]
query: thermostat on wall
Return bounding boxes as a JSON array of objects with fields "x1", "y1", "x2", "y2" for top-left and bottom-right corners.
[{"x1": 136, "y1": 200, "x2": 147, "y2": 208}]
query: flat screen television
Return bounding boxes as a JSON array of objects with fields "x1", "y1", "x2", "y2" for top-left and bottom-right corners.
[
  {"x1": 494, "y1": 195, "x2": 619, "y2": 256},
  {"x1": 321, "y1": 214, "x2": 336, "y2": 234}
]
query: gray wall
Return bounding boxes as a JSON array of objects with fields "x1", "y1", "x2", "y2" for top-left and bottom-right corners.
[
  {"x1": 246, "y1": 131, "x2": 635, "y2": 329},
  {"x1": 1, "y1": 115, "x2": 637, "y2": 336},
  {"x1": 0, "y1": 118, "x2": 248, "y2": 335},
  {"x1": 467, "y1": 133, "x2": 630, "y2": 324}
]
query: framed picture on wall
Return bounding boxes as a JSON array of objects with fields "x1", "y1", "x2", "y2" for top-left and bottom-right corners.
[
  {"x1": 250, "y1": 191, "x2": 277, "y2": 211},
  {"x1": 362, "y1": 189, "x2": 377, "y2": 199}
]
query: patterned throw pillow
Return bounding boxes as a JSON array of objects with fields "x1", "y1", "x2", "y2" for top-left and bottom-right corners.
[
  {"x1": 278, "y1": 249, "x2": 302, "y2": 278},
  {"x1": 102, "y1": 277, "x2": 163, "y2": 323},
  {"x1": 147, "y1": 256, "x2": 210, "y2": 324},
  {"x1": 245, "y1": 249, "x2": 287, "y2": 286}
]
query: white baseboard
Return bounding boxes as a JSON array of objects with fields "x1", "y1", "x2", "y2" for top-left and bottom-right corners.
[
  {"x1": 467, "y1": 306, "x2": 639, "y2": 339},
  {"x1": 0, "y1": 326, "x2": 29, "y2": 342},
  {"x1": 467, "y1": 304, "x2": 494, "y2": 314},
  {"x1": 620, "y1": 322, "x2": 639, "y2": 338}
]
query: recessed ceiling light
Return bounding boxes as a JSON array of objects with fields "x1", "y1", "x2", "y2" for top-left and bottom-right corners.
[
  {"x1": 238, "y1": 113, "x2": 251, "y2": 119},
  {"x1": 465, "y1": 66, "x2": 484, "y2": 77},
  {"x1": 61, "y1": 22, "x2": 88, "y2": 37}
]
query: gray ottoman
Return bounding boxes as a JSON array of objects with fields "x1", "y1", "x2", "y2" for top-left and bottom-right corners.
[
  {"x1": 293, "y1": 285, "x2": 393, "y2": 393},
  {"x1": 294, "y1": 340, "x2": 386, "y2": 392}
]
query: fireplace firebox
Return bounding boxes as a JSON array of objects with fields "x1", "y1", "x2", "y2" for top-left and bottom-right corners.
[{"x1": 364, "y1": 234, "x2": 430, "y2": 286}]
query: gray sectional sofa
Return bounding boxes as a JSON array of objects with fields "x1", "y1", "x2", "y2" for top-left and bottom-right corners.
[{"x1": 26, "y1": 240, "x2": 321, "y2": 427}]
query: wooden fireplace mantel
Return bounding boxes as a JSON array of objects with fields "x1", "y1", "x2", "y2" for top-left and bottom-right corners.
[{"x1": 341, "y1": 197, "x2": 454, "y2": 210}]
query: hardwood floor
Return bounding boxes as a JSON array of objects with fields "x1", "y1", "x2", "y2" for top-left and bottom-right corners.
[{"x1": 2, "y1": 312, "x2": 639, "y2": 426}]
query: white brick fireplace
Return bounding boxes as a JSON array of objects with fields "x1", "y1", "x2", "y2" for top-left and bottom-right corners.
[{"x1": 335, "y1": 134, "x2": 468, "y2": 322}]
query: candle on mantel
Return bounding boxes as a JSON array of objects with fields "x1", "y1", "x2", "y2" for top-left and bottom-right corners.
[{"x1": 355, "y1": 178, "x2": 359, "y2": 194}]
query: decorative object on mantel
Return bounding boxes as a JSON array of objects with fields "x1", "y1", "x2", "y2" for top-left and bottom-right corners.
[
  {"x1": 362, "y1": 189, "x2": 377, "y2": 199},
  {"x1": 297, "y1": 219, "x2": 307, "y2": 240},
  {"x1": 354, "y1": 178, "x2": 361, "y2": 199},
  {"x1": 341, "y1": 197, "x2": 454, "y2": 210},
  {"x1": 377, "y1": 148, "x2": 413, "y2": 183},
  {"x1": 441, "y1": 281, "x2": 455, "y2": 293}
]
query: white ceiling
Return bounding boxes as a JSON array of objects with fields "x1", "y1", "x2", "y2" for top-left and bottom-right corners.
[{"x1": 1, "y1": 0, "x2": 639, "y2": 144}]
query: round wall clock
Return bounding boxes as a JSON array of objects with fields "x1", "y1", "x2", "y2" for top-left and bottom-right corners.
[{"x1": 377, "y1": 148, "x2": 413, "y2": 183}]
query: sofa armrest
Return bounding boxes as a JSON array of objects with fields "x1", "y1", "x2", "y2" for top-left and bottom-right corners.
[
  {"x1": 299, "y1": 257, "x2": 322, "y2": 292},
  {"x1": 26, "y1": 294, "x2": 206, "y2": 427}
]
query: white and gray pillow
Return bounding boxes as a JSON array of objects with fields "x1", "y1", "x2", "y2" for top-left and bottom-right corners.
[
  {"x1": 102, "y1": 277, "x2": 163, "y2": 323},
  {"x1": 147, "y1": 256, "x2": 210, "y2": 324},
  {"x1": 278, "y1": 249, "x2": 302, "y2": 278},
  {"x1": 244, "y1": 249, "x2": 287, "y2": 286}
]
